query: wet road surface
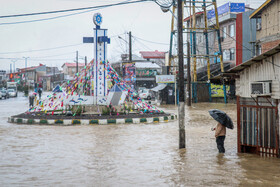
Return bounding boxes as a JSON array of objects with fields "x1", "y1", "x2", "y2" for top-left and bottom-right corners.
[{"x1": 1, "y1": 94, "x2": 280, "y2": 186}]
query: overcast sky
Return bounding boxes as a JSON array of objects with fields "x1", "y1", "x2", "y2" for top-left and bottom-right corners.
[{"x1": 0, "y1": 0, "x2": 265, "y2": 72}]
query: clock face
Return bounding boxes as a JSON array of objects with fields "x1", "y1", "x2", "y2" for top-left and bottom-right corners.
[{"x1": 93, "y1": 13, "x2": 102, "y2": 26}]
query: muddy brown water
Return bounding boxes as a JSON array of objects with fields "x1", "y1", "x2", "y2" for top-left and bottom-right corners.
[{"x1": 1, "y1": 94, "x2": 280, "y2": 186}]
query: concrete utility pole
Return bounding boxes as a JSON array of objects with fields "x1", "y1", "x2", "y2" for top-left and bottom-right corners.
[
  {"x1": 129, "y1": 31, "x2": 132, "y2": 62},
  {"x1": 177, "y1": 0, "x2": 185, "y2": 149},
  {"x1": 187, "y1": 42, "x2": 191, "y2": 106},
  {"x1": 76, "y1": 51, "x2": 78, "y2": 73}
]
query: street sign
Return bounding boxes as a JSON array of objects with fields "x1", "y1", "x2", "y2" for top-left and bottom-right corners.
[
  {"x1": 93, "y1": 13, "x2": 102, "y2": 26},
  {"x1": 83, "y1": 37, "x2": 94, "y2": 43},
  {"x1": 156, "y1": 75, "x2": 175, "y2": 83}
]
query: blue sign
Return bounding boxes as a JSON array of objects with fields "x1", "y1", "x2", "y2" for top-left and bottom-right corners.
[
  {"x1": 83, "y1": 37, "x2": 94, "y2": 43},
  {"x1": 207, "y1": 3, "x2": 229, "y2": 19},
  {"x1": 230, "y1": 3, "x2": 245, "y2": 12}
]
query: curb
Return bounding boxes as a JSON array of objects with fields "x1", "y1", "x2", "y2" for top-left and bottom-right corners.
[{"x1": 8, "y1": 114, "x2": 177, "y2": 126}]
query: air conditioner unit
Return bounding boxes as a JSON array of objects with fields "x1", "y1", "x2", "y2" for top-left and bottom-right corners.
[
  {"x1": 256, "y1": 23, "x2": 262, "y2": 31},
  {"x1": 251, "y1": 82, "x2": 271, "y2": 96}
]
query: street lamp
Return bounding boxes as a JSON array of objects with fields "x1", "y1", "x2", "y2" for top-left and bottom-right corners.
[{"x1": 22, "y1": 57, "x2": 29, "y2": 85}]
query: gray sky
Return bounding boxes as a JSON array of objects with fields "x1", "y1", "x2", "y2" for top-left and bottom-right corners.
[{"x1": 0, "y1": 0, "x2": 265, "y2": 72}]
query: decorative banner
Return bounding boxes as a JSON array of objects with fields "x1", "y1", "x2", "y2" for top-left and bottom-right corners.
[
  {"x1": 156, "y1": 75, "x2": 175, "y2": 83},
  {"x1": 122, "y1": 62, "x2": 136, "y2": 90}
]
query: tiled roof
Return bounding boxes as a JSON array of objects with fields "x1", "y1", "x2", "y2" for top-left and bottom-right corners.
[
  {"x1": 19, "y1": 63, "x2": 44, "y2": 71},
  {"x1": 62, "y1": 63, "x2": 85, "y2": 68},
  {"x1": 184, "y1": 11, "x2": 204, "y2": 22},
  {"x1": 139, "y1": 50, "x2": 166, "y2": 59}
]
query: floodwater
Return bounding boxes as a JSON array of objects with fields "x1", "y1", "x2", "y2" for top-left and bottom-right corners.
[{"x1": 1, "y1": 94, "x2": 280, "y2": 186}]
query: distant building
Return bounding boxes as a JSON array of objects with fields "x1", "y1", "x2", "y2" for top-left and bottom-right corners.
[
  {"x1": 62, "y1": 63, "x2": 85, "y2": 80},
  {"x1": 250, "y1": 0, "x2": 280, "y2": 55},
  {"x1": 139, "y1": 50, "x2": 167, "y2": 66},
  {"x1": 185, "y1": 2, "x2": 256, "y2": 69},
  {"x1": 0, "y1": 70, "x2": 6, "y2": 81}
]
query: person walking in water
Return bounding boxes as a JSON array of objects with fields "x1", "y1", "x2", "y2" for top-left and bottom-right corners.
[
  {"x1": 213, "y1": 123, "x2": 226, "y2": 153},
  {"x1": 38, "y1": 88, "x2": 42, "y2": 100}
]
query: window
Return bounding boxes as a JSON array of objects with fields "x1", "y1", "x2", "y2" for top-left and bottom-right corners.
[
  {"x1": 230, "y1": 48, "x2": 235, "y2": 60},
  {"x1": 71, "y1": 68, "x2": 75, "y2": 74},
  {"x1": 256, "y1": 45, "x2": 262, "y2": 55},
  {"x1": 223, "y1": 26, "x2": 227, "y2": 38},
  {"x1": 229, "y1": 24, "x2": 235, "y2": 37},
  {"x1": 223, "y1": 49, "x2": 230, "y2": 61}
]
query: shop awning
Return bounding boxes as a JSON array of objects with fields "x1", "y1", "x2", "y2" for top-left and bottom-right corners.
[{"x1": 150, "y1": 84, "x2": 167, "y2": 92}]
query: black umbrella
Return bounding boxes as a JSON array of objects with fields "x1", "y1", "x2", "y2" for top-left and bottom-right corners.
[{"x1": 209, "y1": 109, "x2": 234, "y2": 129}]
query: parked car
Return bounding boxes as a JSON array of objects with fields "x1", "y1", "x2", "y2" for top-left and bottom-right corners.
[
  {"x1": 1, "y1": 90, "x2": 9, "y2": 99},
  {"x1": 139, "y1": 89, "x2": 152, "y2": 100},
  {"x1": 7, "y1": 89, "x2": 17, "y2": 97}
]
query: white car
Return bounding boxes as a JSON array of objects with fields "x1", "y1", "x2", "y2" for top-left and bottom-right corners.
[
  {"x1": 139, "y1": 89, "x2": 152, "y2": 100},
  {"x1": 8, "y1": 89, "x2": 17, "y2": 97}
]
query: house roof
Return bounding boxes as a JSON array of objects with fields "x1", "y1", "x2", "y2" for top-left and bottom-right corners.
[
  {"x1": 135, "y1": 62, "x2": 161, "y2": 69},
  {"x1": 62, "y1": 63, "x2": 85, "y2": 68},
  {"x1": 211, "y1": 43, "x2": 280, "y2": 82},
  {"x1": 250, "y1": 0, "x2": 274, "y2": 18},
  {"x1": 19, "y1": 63, "x2": 45, "y2": 72},
  {"x1": 139, "y1": 50, "x2": 166, "y2": 59},
  {"x1": 184, "y1": 11, "x2": 204, "y2": 22}
]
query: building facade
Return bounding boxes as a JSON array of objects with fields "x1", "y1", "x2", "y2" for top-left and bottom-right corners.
[
  {"x1": 62, "y1": 63, "x2": 85, "y2": 80},
  {"x1": 250, "y1": 0, "x2": 280, "y2": 55}
]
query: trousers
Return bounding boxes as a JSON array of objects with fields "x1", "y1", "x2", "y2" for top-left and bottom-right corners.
[{"x1": 216, "y1": 136, "x2": 226, "y2": 153}]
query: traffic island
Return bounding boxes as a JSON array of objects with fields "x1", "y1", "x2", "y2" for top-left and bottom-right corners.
[{"x1": 8, "y1": 113, "x2": 177, "y2": 126}]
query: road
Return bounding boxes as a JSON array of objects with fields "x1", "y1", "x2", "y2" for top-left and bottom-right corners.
[{"x1": 0, "y1": 93, "x2": 280, "y2": 186}]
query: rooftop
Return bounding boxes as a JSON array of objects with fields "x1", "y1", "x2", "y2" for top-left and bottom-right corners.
[
  {"x1": 62, "y1": 63, "x2": 85, "y2": 68},
  {"x1": 139, "y1": 50, "x2": 166, "y2": 59}
]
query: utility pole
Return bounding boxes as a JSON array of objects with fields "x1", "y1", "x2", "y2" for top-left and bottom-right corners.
[
  {"x1": 187, "y1": 42, "x2": 191, "y2": 106},
  {"x1": 177, "y1": 0, "x2": 185, "y2": 149},
  {"x1": 129, "y1": 31, "x2": 132, "y2": 62},
  {"x1": 85, "y1": 56, "x2": 87, "y2": 66},
  {"x1": 76, "y1": 51, "x2": 78, "y2": 73}
]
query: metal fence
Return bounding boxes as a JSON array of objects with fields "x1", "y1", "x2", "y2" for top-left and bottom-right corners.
[{"x1": 238, "y1": 97, "x2": 279, "y2": 157}]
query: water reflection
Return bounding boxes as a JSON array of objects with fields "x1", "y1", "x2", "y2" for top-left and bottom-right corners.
[{"x1": 0, "y1": 96, "x2": 280, "y2": 186}]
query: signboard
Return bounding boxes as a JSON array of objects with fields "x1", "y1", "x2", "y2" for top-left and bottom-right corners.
[
  {"x1": 207, "y1": 3, "x2": 245, "y2": 19},
  {"x1": 211, "y1": 84, "x2": 229, "y2": 97},
  {"x1": 123, "y1": 62, "x2": 136, "y2": 90},
  {"x1": 136, "y1": 69, "x2": 157, "y2": 77},
  {"x1": 230, "y1": 3, "x2": 245, "y2": 12},
  {"x1": 156, "y1": 75, "x2": 175, "y2": 83},
  {"x1": 207, "y1": 3, "x2": 229, "y2": 19}
]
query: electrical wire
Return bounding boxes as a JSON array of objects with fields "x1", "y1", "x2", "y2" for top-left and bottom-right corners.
[
  {"x1": 0, "y1": 0, "x2": 151, "y2": 19},
  {"x1": 0, "y1": 43, "x2": 83, "y2": 55}
]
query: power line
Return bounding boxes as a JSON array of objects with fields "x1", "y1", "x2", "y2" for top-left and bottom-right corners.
[
  {"x1": 0, "y1": 0, "x2": 140, "y2": 25},
  {"x1": 132, "y1": 35, "x2": 169, "y2": 45},
  {"x1": 0, "y1": 0, "x2": 151, "y2": 19},
  {"x1": 0, "y1": 43, "x2": 83, "y2": 55}
]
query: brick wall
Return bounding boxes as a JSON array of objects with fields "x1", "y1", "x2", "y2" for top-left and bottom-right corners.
[{"x1": 262, "y1": 39, "x2": 280, "y2": 53}]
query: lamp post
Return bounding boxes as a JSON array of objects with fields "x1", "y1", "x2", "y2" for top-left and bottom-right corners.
[{"x1": 22, "y1": 57, "x2": 29, "y2": 86}]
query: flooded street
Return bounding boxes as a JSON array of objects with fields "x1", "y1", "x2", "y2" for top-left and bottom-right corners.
[{"x1": 1, "y1": 94, "x2": 280, "y2": 186}]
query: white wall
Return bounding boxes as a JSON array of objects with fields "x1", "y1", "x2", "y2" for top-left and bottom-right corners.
[{"x1": 236, "y1": 52, "x2": 280, "y2": 99}]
